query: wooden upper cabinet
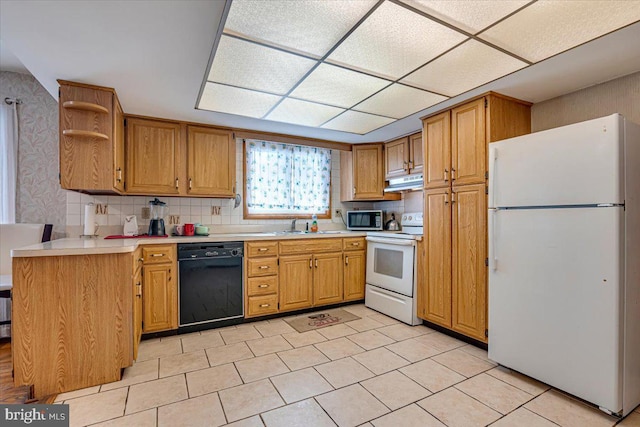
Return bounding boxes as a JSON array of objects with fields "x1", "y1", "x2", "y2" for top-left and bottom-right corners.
[
  {"x1": 424, "y1": 112, "x2": 451, "y2": 189},
  {"x1": 126, "y1": 118, "x2": 182, "y2": 194},
  {"x1": 408, "y1": 132, "x2": 423, "y2": 175},
  {"x1": 113, "y1": 100, "x2": 125, "y2": 193},
  {"x1": 353, "y1": 144, "x2": 384, "y2": 199},
  {"x1": 187, "y1": 126, "x2": 235, "y2": 197},
  {"x1": 451, "y1": 98, "x2": 486, "y2": 186},
  {"x1": 385, "y1": 137, "x2": 408, "y2": 179}
]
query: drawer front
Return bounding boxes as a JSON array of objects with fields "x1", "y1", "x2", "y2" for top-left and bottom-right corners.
[
  {"x1": 247, "y1": 257, "x2": 278, "y2": 277},
  {"x1": 142, "y1": 245, "x2": 174, "y2": 264},
  {"x1": 247, "y1": 276, "x2": 278, "y2": 296},
  {"x1": 343, "y1": 237, "x2": 365, "y2": 251},
  {"x1": 247, "y1": 294, "x2": 279, "y2": 317},
  {"x1": 246, "y1": 241, "x2": 279, "y2": 257},
  {"x1": 279, "y1": 238, "x2": 342, "y2": 255}
]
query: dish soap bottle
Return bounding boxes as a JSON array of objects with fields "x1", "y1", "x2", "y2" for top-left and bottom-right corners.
[{"x1": 311, "y1": 214, "x2": 318, "y2": 233}]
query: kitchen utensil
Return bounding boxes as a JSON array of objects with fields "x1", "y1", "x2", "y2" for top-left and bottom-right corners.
[
  {"x1": 123, "y1": 215, "x2": 138, "y2": 236},
  {"x1": 148, "y1": 198, "x2": 167, "y2": 236},
  {"x1": 195, "y1": 225, "x2": 209, "y2": 235},
  {"x1": 385, "y1": 213, "x2": 400, "y2": 231},
  {"x1": 184, "y1": 223, "x2": 195, "y2": 236},
  {"x1": 234, "y1": 193, "x2": 241, "y2": 209}
]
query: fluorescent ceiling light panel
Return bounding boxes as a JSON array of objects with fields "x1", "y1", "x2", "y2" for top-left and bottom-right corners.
[
  {"x1": 326, "y1": 1, "x2": 467, "y2": 79},
  {"x1": 199, "y1": 83, "x2": 281, "y2": 118},
  {"x1": 399, "y1": 0, "x2": 530, "y2": 35},
  {"x1": 353, "y1": 84, "x2": 447, "y2": 119},
  {"x1": 224, "y1": 0, "x2": 377, "y2": 57},
  {"x1": 401, "y1": 39, "x2": 528, "y2": 96},
  {"x1": 322, "y1": 110, "x2": 395, "y2": 134},
  {"x1": 208, "y1": 36, "x2": 316, "y2": 95},
  {"x1": 479, "y1": 0, "x2": 640, "y2": 62},
  {"x1": 290, "y1": 63, "x2": 390, "y2": 108},
  {"x1": 266, "y1": 98, "x2": 344, "y2": 127}
]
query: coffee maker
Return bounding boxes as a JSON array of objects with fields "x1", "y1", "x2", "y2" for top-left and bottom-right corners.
[{"x1": 148, "y1": 198, "x2": 167, "y2": 236}]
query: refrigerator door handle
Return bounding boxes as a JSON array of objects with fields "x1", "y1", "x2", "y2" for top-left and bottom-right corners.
[
  {"x1": 490, "y1": 146, "x2": 498, "y2": 208},
  {"x1": 489, "y1": 209, "x2": 498, "y2": 271}
]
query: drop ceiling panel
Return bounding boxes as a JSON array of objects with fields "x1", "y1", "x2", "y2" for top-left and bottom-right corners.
[
  {"x1": 321, "y1": 110, "x2": 395, "y2": 134},
  {"x1": 224, "y1": 0, "x2": 377, "y2": 57},
  {"x1": 266, "y1": 98, "x2": 344, "y2": 127},
  {"x1": 326, "y1": 1, "x2": 468, "y2": 80},
  {"x1": 479, "y1": 0, "x2": 640, "y2": 62},
  {"x1": 353, "y1": 84, "x2": 448, "y2": 119},
  {"x1": 199, "y1": 83, "x2": 281, "y2": 118},
  {"x1": 402, "y1": 39, "x2": 528, "y2": 96}
]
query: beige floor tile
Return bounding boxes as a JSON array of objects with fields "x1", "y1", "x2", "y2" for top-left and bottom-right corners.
[
  {"x1": 101, "y1": 359, "x2": 159, "y2": 392},
  {"x1": 400, "y1": 359, "x2": 465, "y2": 393},
  {"x1": 368, "y1": 313, "x2": 400, "y2": 326},
  {"x1": 618, "y1": 411, "x2": 640, "y2": 426},
  {"x1": 412, "y1": 331, "x2": 466, "y2": 352},
  {"x1": 345, "y1": 317, "x2": 385, "y2": 332},
  {"x1": 353, "y1": 347, "x2": 410, "y2": 375},
  {"x1": 55, "y1": 385, "x2": 100, "y2": 402},
  {"x1": 158, "y1": 392, "x2": 226, "y2": 427},
  {"x1": 385, "y1": 338, "x2": 442, "y2": 362},
  {"x1": 218, "y1": 379, "x2": 285, "y2": 422},
  {"x1": 90, "y1": 408, "x2": 156, "y2": 427},
  {"x1": 220, "y1": 326, "x2": 262, "y2": 344},
  {"x1": 159, "y1": 350, "x2": 209, "y2": 378},
  {"x1": 347, "y1": 330, "x2": 395, "y2": 350},
  {"x1": 67, "y1": 388, "x2": 128, "y2": 427},
  {"x1": 160, "y1": 333, "x2": 183, "y2": 341},
  {"x1": 459, "y1": 343, "x2": 493, "y2": 362},
  {"x1": 432, "y1": 348, "x2": 495, "y2": 377},
  {"x1": 418, "y1": 387, "x2": 501, "y2": 427},
  {"x1": 317, "y1": 323, "x2": 359, "y2": 340},
  {"x1": 186, "y1": 363, "x2": 242, "y2": 397},
  {"x1": 525, "y1": 390, "x2": 618, "y2": 427},
  {"x1": 206, "y1": 342, "x2": 255, "y2": 366},
  {"x1": 270, "y1": 367, "x2": 333, "y2": 403},
  {"x1": 181, "y1": 330, "x2": 225, "y2": 353},
  {"x1": 315, "y1": 357, "x2": 375, "y2": 389},
  {"x1": 223, "y1": 416, "x2": 264, "y2": 427},
  {"x1": 262, "y1": 399, "x2": 336, "y2": 427},
  {"x1": 371, "y1": 404, "x2": 445, "y2": 427},
  {"x1": 282, "y1": 330, "x2": 327, "y2": 348},
  {"x1": 126, "y1": 375, "x2": 188, "y2": 414},
  {"x1": 315, "y1": 337, "x2": 365, "y2": 360},
  {"x1": 342, "y1": 304, "x2": 378, "y2": 318},
  {"x1": 246, "y1": 335, "x2": 293, "y2": 356},
  {"x1": 316, "y1": 384, "x2": 389, "y2": 427},
  {"x1": 136, "y1": 338, "x2": 183, "y2": 362},
  {"x1": 361, "y1": 370, "x2": 431, "y2": 410},
  {"x1": 254, "y1": 319, "x2": 296, "y2": 337},
  {"x1": 234, "y1": 353, "x2": 289, "y2": 383},
  {"x1": 455, "y1": 373, "x2": 533, "y2": 414},
  {"x1": 491, "y1": 407, "x2": 558, "y2": 427},
  {"x1": 277, "y1": 345, "x2": 330, "y2": 371},
  {"x1": 486, "y1": 366, "x2": 550, "y2": 396},
  {"x1": 376, "y1": 324, "x2": 428, "y2": 341}
]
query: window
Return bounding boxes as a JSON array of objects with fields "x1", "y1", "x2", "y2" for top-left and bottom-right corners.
[{"x1": 244, "y1": 140, "x2": 331, "y2": 218}]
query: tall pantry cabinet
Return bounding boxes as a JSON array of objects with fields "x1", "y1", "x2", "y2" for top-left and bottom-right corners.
[{"x1": 419, "y1": 93, "x2": 531, "y2": 343}]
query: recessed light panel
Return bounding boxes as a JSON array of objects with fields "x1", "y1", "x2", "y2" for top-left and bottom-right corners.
[
  {"x1": 326, "y1": 1, "x2": 467, "y2": 79},
  {"x1": 353, "y1": 84, "x2": 447, "y2": 119},
  {"x1": 266, "y1": 98, "x2": 344, "y2": 127},
  {"x1": 224, "y1": 0, "x2": 377, "y2": 57},
  {"x1": 290, "y1": 63, "x2": 391, "y2": 108},
  {"x1": 399, "y1": 0, "x2": 530, "y2": 34},
  {"x1": 208, "y1": 36, "x2": 316, "y2": 95},
  {"x1": 198, "y1": 83, "x2": 281, "y2": 118},
  {"x1": 401, "y1": 39, "x2": 527, "y2": 96},
  {"x1": 479, "y1": 0, "x2": 640, "y2": 62},
  {"x1": 322, "y1": 110, "x2": 395, "y2": 134}
]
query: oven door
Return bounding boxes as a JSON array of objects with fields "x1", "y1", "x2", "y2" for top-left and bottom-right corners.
[{"x1": 365, "y1": 237, "x2": 415, "y2": 297}]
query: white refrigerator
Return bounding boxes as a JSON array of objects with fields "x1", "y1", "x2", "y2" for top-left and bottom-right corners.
[{"x1": 488, "y1": 114, "x2": 640, "y2": 417}]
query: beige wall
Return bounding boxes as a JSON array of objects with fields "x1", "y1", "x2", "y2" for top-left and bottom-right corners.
[{"x1": 531, "y1": 71, "x2": 640, "y2": 132}]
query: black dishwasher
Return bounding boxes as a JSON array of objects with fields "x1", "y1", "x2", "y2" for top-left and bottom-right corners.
[{"x1": 178, "y1": 242, "x2": 244, "y2": 329}]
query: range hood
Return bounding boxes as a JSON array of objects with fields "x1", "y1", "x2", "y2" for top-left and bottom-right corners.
[{"x1": 384, "y1": 174, "x2": 423, "y2": 193}]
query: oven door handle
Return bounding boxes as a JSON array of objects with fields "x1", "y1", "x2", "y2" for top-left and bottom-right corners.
[{"x1": 365, "y1": 237, "x2": 415, "y2": 246}]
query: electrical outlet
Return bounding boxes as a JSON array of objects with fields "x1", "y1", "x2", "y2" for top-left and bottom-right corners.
[
  {"x1": 334, "y1": 209, "x2": 342, "y2": 217},
  {"x1": 169, "y1": 215, "x2": 181, "y2": 225},
  {"x1": 141, "y1": 207, "x2": 150, "y2": 219}
]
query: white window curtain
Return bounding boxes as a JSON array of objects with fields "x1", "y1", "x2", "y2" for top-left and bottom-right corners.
[
  {"x1": 0, "y1": 102, "x2": 18, "y2": 223},
  {"x1": 246, "y1": 140, "x2": 331, "y2": 214}
]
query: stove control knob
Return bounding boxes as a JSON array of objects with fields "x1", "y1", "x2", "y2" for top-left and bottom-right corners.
[
  {"x1": 231, "y1": 248, "x2": 240, "y2": 257},
  {"x1": 408, "y1": 216, "x2": 413, "y2": 221}
]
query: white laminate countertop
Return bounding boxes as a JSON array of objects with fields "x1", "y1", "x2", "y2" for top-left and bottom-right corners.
[{"x1": 11, "y1": 231, "x2": 368, "y2": 258}]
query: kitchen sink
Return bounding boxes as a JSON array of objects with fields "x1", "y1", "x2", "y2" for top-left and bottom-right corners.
[{"x1": 317, "y1": 230, "x2": 350, "y2": 234}]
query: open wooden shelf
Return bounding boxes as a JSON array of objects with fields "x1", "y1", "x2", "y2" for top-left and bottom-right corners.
[
  {"x1": 62, "y1": 129, "x2": 109, "y2": 140},
  {"x1": 62, "y1": 101, "x2": 109, "y2": 114}
]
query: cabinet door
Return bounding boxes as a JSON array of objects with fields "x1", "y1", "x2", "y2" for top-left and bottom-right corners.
[
  {"x1": 352, "y1": 144, "x2": 384, "y2": 200},
  {"x1": 451, "y1": 184, "x2": 487, "y2": 342},
  {"x1": 385, "y1": 137, "x2": 408, "y2": 179},
  {"x1": 133, "y1": 265, "x2": 142, "y2": 360},
  {"x1": 313, "y1": 252, "x2": 344, "y2": 306},
  {"x1": 409, "y1": 132, "x2": 423, "y2": 175},
  {"x1": 142, "y1": 264, "x2": 177, "y2": 332},
  {"x1": 420, "y1": 188, "x2": 452, "y2": 327},
  {"x1": 343, "y1": 250, "x2": 365, "y2": 301},
  {"x1": 113, "y1": 99, "x2": 125, "y2": 193},
  {"x1": 187, "y1": 126, "x2": 235, "y2": 197},
  {"x1": 126, "y1": 118, "x2": 182, "y2": 194},
  {"x1": 451, "y1": 98, "x2": 486, "y2": 186},
  {"x1": 423, "y1": 111, "x2": 451, "y2": 189},
  {"x1": 279, "y1": 255, "x2": 313, "y2": 311}
]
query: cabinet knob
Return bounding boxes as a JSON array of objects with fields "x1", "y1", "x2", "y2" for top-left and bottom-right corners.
[
  {"x1": 451, "y1": 168, "x2": 456, "y2": 181},
  {"x1": 175, "y1": 178, "x2": 179, "y2": 189},
  {"x1": 445, "y1": 191, "x2": 449, "y2": 205},
  {"x1": 351, "y1": 242, "x2": 359, "y2": 246},
  {"x1": 259, "y1": 265, "x2": 270, "y2": 269},
  {"x1": 151, "y1": 253, "x2": 165, "y2": 257},
  {"x1": 353, "y1": 187, "x2": 357, "y2": 196},
  {"x1": 315, "y1": 259, "x2": 318, "y2": 268},
  {"x1": 258, "y1": 284, "x2": 269, "y2": 288},
  {"x1": 444, "y1": 168, "x2": 449, "y2": 182},
  {"x1": 189, "y1": 178, "x2": 193, "y2": 190},
  {"x1": 257, "y1": 248, "x2": 269, "y2": 252},
  {"x1": 309, "y1": 259, "x2": 313, "y2": 269},
  {"x1": 259, "y1": 303, "x2": 270, "y2": 308},
  {"x1": 116, "y1": 168, "x2": 123, "y2": 182},
  {"x1": 345, "y1": 256, "x2": 349, "y2": 265}
]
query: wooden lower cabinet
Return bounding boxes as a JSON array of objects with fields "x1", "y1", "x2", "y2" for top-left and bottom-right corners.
[
  {"x1": 343, "y1": 250, "x2": 366, "y2": 301},
  {"x1": 313, "y1": 252, "x2": 343, "y2": 306},
  {"x1": 142, "y1": 263, "x2": 177, "y2": 333},
  {"x1": 279, "y1": 254, "x2": 314, "y2": 311},
  {"x1": 133, "y1": 250, "x2": 143, "y2": 360}
]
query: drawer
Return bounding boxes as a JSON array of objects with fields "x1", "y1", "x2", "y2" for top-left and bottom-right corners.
[
  {"x1": 247, "y1": 294, "x2": 279, "y2": 317},
  {"x1": 246, "y1": 241, "x2": 278, "y2": 257},
  {"x1": 142, "y1": 245, "x2": 174, "y2": 264},
  {"x1": 343, "y1": 237, "x2": 365, "y2": 251},
  {"x1": 279, "y1": 238, "x2": 342, "y2": 255},
  {"x1": 247, "y1": 257, "x2": 278, "y2": 277},
  {"x1": 247, "y1": 276, "x2": 278, "y2": 296}
]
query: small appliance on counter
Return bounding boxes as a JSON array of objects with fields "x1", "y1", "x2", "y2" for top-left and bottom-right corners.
[
  {"x1": 346, "y1": 210, "x2": 383, "y2": 231},
  {"x1": 385, "y1": 213, "x2": 400, "y2": 231},
  {"x1": 148, "y1": 198, "x2": 167, "y2": 236},
  {"x1": 123, "y1": 215, "x2": 138, "y2": 236}
]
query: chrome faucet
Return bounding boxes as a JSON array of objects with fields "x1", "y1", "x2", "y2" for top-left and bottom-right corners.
[{"x1": 290, "y1": 218, "x2": 297, "y2": 232}]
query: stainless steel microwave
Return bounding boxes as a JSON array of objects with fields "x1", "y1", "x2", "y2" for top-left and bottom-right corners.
[{"x1": 346, "y1": 210, "x2": 383, "y2": 231}]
